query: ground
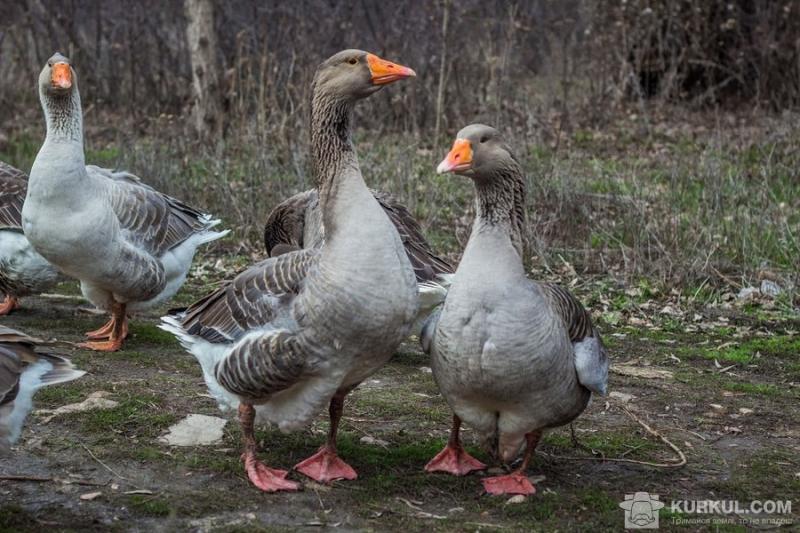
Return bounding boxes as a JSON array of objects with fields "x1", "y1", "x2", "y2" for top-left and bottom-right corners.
[{"x1": 0, "y1": 268, "x2": 797, "y2": 533}]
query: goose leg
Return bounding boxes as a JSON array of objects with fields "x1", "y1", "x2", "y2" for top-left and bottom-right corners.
[
  {"x1": 239, "y1": 403, "x2": 299, "y2": 492},
  {"x1": 0, "y1": 295, "x2": 19, "y2": 316},
  {"x1": 482, "y1": 430, "x2": 542, "y2": 496},
  {"x1": 294, "y1": 390, "x2": 357, "y2": 483},
  {"x1": 425, "y1": 414, "x2": 486, "y2": 475},
  {"x1": 78, "y1": 301, "x2": 128, "y2": 351}
]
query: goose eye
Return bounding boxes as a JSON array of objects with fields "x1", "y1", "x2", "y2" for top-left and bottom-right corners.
[
  {"x1": 479, "y1": 136, "x2": 489, "y2": 144},
  {"x1": 348, "y1": 58, "x2": 358, "y2": 65}
]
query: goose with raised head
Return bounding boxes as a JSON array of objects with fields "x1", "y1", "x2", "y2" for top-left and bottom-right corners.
[
  {"x1": 422, "y1": 124, "x2": 609, "y2": 495},
  {"x1": 161, "y1": 50, "x2": 419, "y2": 492},
  {"x1": 0, "y1": 161, "x2": 66, "y2": 315},
  {"x1": 0, "y1": 325, "x2": 84, "y2": 454},
  {"x1": 23, "y1": 53, "x2": 229, "y2": 351}
]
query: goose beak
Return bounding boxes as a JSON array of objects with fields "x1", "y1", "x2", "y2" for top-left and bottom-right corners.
[
  {"x1": 367, "y1": 53, "x2": 416, "y2": 85},
  {"x1": 51, "y1": 62, "x2": 72, "y2": 90},
  {"x1": 437, "y1": 139, "x2": 473, "y2": 174}
]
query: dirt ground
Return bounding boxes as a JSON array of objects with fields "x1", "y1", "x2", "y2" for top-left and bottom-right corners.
[{"x1": 0, "y1": 276, "x2": 798, "y2": 532}]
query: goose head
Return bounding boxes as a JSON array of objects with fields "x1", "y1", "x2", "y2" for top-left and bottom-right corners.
[
  {"x1": 314, "y1": 49, "x2": 416, "y2": 101},
  {"x1": 436, "y1": 124, "x2": 516, "y2": 182},
  {"x1": 39, "y1": 53, "x2": 76, "y2": 99}
]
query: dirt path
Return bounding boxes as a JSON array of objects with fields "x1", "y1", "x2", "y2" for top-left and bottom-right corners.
[{"x1": 1, "y1": 284, "x2": 798, "y2": 532}]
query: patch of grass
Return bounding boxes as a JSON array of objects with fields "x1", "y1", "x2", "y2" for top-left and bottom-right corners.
[
  {"x1": 698, "y1": 335, "x2": 800, "y2": 364},
  {"x1": 128, "y1": 495, "x2": 172, "y2": 517},
  {"x1": 129, "y1": 322, "x2": 180, "y2": 346},
  {"x1": 545, "y1": 430, "x2": 657, "y2": 458},
  {"x1": 34, "y1": 381, "x2": 92, "y2": 407},
  {"x1": 707, "y1": 450, "x2": 799, "y2": 501},
  {"x1": 721, "y1": 381, "x2": 782, "y2": 397},
  {"x1": 0, "y1": 505, "x2": 33, "y2": 533},
  {"x1": 74, "y1": 393, "x2": 177, "y2": 437}
]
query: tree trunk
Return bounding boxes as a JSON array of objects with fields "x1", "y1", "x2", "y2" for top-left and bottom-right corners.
[{"x1": 185, "y1": 0, "x2": 222, "y2": 139}]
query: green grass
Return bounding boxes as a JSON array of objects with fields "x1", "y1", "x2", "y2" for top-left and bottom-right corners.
[{"x1": 128, "y1": 495, "x2": 172, "y2": 517}]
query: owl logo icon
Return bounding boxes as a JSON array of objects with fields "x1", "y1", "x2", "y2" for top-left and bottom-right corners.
[{"x1": 619, "y1": 492, "x2": 665, "y2": 529}]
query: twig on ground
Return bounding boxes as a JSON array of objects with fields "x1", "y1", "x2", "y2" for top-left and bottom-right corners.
[
  {"x1": 81, "y1": 443, "x2": 129, "y2": 481},
  {"x1": 542, "y1": 401, "x2": 687, "y2": 468},
  {"x1": 0, "y1": 474, "x2": 51, "y2": 482}
]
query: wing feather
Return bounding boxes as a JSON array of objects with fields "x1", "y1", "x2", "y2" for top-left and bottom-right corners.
[
  {"x1": 178, "y1": 248, "x2": 318, "y2": 344},
  {"x1": 0, "y1": 162, "x2": 27, "y2": 230}
]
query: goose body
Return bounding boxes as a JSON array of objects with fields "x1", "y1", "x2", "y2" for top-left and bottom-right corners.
[
  {"x1": 24, "y1": 53, "x2": 228, "y2": 350},
  {"x1": 162, "y1": 50, "x2": 419, "y2": 492},
  {"x1": 265, "y1": 188, "x2": 453, "y2": 282},
  {"x1": 0, "y1": 162, "x2": 64, "y2": 314},
  {"x1": 0, "y1": 325, "x2": 84, "y2": 453},
  {"x1": 423, "y1": 124, "x2": 609, "y2": 495}
]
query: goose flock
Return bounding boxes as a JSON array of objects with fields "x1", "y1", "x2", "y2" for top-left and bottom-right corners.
[{"x1": 0, "y1": 49, "x2": 609, "y2": 497}]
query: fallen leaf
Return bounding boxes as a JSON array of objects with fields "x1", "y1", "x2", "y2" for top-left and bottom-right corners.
[
  {"x1": 80, "y1": 491, "x2": 102, "y2": 501},
  {"x1": 738, "y1": 408, "x2": 754, "y2": 415},
  {"x1": 506, "y1": 495, "x2": 527, "y2": 504},
  {"x1": 159, "y1": 414, "x2": 227, "y2": 447},
  {"x1": 123, "y1": 489, "x2": 154, "y2": 495}
]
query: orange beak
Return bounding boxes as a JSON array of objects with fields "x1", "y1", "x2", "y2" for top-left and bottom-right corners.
[
  {"x1": 437, "y1": 139, "x2": 473, "y2": 174},
  {"x1": 51, "y1": 62, "x2": 72, "y2": 90},
  {"x1": 366, "y1": 53, "x2": 416, "y2": 85}
]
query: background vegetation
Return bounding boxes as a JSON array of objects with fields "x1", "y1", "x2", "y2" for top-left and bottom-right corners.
[{"x1": 0, "y1": 0, "x2": 798, "y2": 299}]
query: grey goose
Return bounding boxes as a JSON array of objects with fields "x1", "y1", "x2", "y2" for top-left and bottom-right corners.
[
  {"x1": 422, "y1": 124, "x2": 609, "y2": 495},
  {"x1": 161, "y1": 50, "x2": 419, "y2": 492},
  {"x1": 24, "y1": 53, "x2": 229, "y2": 351}
]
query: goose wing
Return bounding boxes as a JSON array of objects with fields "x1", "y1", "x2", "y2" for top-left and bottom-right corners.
[
  {"x1": 0, "y1": 162, "x2": 27, "y2": 230},
  {"x1": 263, "y1": 190, "x2": 316, "y2": 256},
  {"x1": 178, "y1": 248, "x2": 319, "y2": 344},
  {"x1": 540, "y1": 283, "x2": 609, "y2": 395},
  {"x1": 88, "y1": 166, "x2": 221, "y2": 257}
]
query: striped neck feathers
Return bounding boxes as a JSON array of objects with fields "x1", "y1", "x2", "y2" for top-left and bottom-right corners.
[
  {"x1": 473, "y1": 160, "x2": 528, "y2": 258},
  {"x1": 41, "y1": 87, "x2": 83, "y2": 147}
]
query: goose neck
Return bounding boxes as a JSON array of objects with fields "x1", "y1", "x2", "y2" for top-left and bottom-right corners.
[
  {"x1": 40, "y1": 87, "x2": 84, "y2": 149},
  {"x1": 473, "y1": 162, "x2": 528, "y2": 258}
]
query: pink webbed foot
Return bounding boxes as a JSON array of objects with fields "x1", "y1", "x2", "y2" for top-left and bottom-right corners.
[
  {"x1": 482, "y1": 472, "x2": 536, "y2": 495},
  {"x1": 243, "y1": 453, "x2": 300, "y2": 492},
  {"x1": 0, "y1": 296, "x2": 19, "y2": 316},
  {"x1": 425, "y1": 444, "x2": 486, "y2": 476},
  {"x1": 294, "y1": 446, "x2": 357, "y2": 483}
]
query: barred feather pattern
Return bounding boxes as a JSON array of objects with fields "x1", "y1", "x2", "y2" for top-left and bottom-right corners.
[
  {"x1": 180, "y1": 249, "x2": 318, "y2": 344},
  {"x1": 215, "y1": 330, "x2": 307, "y2": 400},
  {"x1": 540, "y1": 282, "x2": 595, "y2": 342},
  {"x1": 0, "y1": 162, "x2": 26, "y2": 230}
]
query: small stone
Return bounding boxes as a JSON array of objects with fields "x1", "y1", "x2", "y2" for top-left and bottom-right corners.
[
  {"x1": 419, "y1": 366, "x2": 432, "y2": 374},
  {"x1": 506, "y1": 495, "x2": 527, "y2": 504},
  {"x1": 80, "y1": 491, "x2": 102, "y2": 501},
  {"x1": 710, "y1": 404, "x2": 724, "y2": 410},
  {"x1": 160, "y1": 414, "x2": 227, "y2": 447},
  {"x1": 738, "y1": 408, "x2": 754, "y2": 415},
  {"x1": 360, "y1": 436, "x2": 389, "y2": 447}
]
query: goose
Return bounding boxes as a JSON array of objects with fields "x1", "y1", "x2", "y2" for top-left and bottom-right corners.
[
  {"x1": 264, "y1": 173, "x2": 453, "y2": 334},
  {"x1": 0, "y1": 161, "x2": 65, "y2": 315},
  {"x1": 0, "y1": 325, "x2": 85, "y2": 454},
  {"x1": 422, "y1": 124, "x2": 609, "y2": 495},
  {"x1": 160, "y1": 50, "x2": 419, "y2": 492},
  {"x1": 23, "y1": 53, "x2": 229, "y2": 351}
]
